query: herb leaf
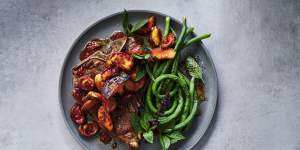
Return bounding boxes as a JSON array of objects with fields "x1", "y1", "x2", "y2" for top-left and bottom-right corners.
[
  {"x1": 143, "y1": 130, "x2": 154, "y2": 143},
  {"x1": 140, "y1": 112, "x2": 152, "y2": 131},
  {"x1": 160, "y1": 135, "x2": 171, "y2": 150},
  {"x1": 132, "y1": 54, "x2": 144, "y2": 59},
  {"x1": 132, "y1": 53, "x2": 151, "y2": 60},
  {"x1": 130, "y1": 19, "x2": 148, "y2": 33},
  {"x1": 135, "y1": 64, "x2": 146, "y2": 81},
  {"x1": 144, "y1": 54, "x2": 151, "y2": 59},
  {"x1": 170, "y1": 138, "x2": 179, "y2": 144},
  {"x1": 129, "y1": 113, "x2": 142, "y2": 134},
  {"x1": 186, "y1": 57, "x2": 203, "y2": 79},
  {"x1": 122, "y1": 9, "x2": 130, "y2": 34},
  {"x1": 167, "y1": 131, "x2": 185, "y2": 144}
]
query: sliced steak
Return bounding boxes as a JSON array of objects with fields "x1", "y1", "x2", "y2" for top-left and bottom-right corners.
[{"x1": 80, "y1": 38, "x2": 110, "y2": 61}]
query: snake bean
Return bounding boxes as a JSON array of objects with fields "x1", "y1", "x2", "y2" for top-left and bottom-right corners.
[
  {"x1": 163, "y1": 16, "x2": 171, "y2": 37},
  {"x1": 159, "y1": 90, "x2": 184, "y2": 124},
  {"x1": 152, "y1": 74, "x2": 188, "y2": 98},
  {"x1": 162, "y1": 96, "x2": 178, "y2": 116},
  {"x1": 180, "y1": 76, "x2": 195, "y2": 121},
  {"x1": 156, "y1": 84, "x2": 179, "y2": 99},
  {"x1": 171, "y1": 18, "x2": 187, "y2": 74},
  {"x1": 146, "y1": 82, "x2": 158, "y2": 113},
  {"x1": 146, "y1": 64, "x2": 155, "y2": 81},
  {"x1": 163, "y1": 99, "x2": 198, "y2": 133}
]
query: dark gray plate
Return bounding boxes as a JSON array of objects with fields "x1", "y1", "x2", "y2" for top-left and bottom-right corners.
[{"x1": 59, "y1": 10, "x2": 218, "y2": 150}]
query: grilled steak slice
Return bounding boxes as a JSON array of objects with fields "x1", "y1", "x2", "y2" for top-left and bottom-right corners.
[
  {"x1": 80, "y1": 38, "x2": 110, "y2": 61},
  {"x1": 72, "y1": 33, "x2": 128, "y2": 88},
  {"x1": 73, "y1": 32, "x2": 127, "y2": 78},
  {"x1": 80, "y1": 32, "x2": 127, "y2": 61}
]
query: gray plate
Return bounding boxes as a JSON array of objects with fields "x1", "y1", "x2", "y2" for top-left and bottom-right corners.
[{"x1": 59, "y1": 10, "x2": 218, "y2": 150}]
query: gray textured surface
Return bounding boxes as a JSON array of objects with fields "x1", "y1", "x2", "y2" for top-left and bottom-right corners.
[{"x1": 0, "y1": 0, "x2": 299, "y2": 150}]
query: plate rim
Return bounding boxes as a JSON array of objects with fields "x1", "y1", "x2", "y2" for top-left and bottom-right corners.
[{"x1": 58, "y1": 9, "x2": 218, "y2": 150}]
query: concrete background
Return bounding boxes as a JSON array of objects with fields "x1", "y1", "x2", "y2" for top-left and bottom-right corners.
[{"x1": 0, "y1": 0, "x2": 299, "y2": 149}]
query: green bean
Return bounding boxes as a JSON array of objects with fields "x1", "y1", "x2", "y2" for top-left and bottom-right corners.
[
  {"x1": 157, "y1": 79, "x2": 174, "y2": 95},
  {"x1": 180, "y1": 76, "x2": 195, "y2": 121},
  {"x1": 160, "y1": 60, "x2": 173, "y2": 75},
  {"x1": 159, "y1": 90, "x2": 184, "y2": 124},
  {"x1": 156, "y1": 97, "x2": 160, "y2": 108},
  {"x1": 158, "y1": 17, "x2": 187, "y2": 76},
  {"x1": 180, "y1": 76, "x2": 196, "y2": 130},
  {"x1": 163, "y1": 16, "x2": 171, "y2": 37},
  {"x1": 144, "y1": 101, "x2": 150, "y2": 112},
  {"x1": 155, "y1": 85, "x2": 179, "y2": 112},
  {"x1": 156, "y1": 84, "x2": 179, "y2": 99},
  {"x1": 170, "y1": 27, "x2": 177, "y2": 37},
  {"x1": 152, "y1": 74, "x2": 188, "y2": 98},
  {"x1": 158, "y1": 18, "x2": 187, "y2": 93},
  {"x1": 189, "y1": 85, "x2": 198, "y2": 113},
  {"x1": 153, "y1": 62, "x2": 158, "y2": 73},
  {"x1": 162, "y1": 96, "x2": 178, "y2": 116},
  {"x1": 183, "y1": 91, "x2": 196, "y2": 132},
  {"x1": 183, "y1": 27, "x2": 194, "y2": 45},
  {"x1": 154, "y1": 61, "x2": 167, "y2": 77},
  {"x1": 155, "y1": 83, "x2": 176, "y2": 107},
  {"x1": 155, "y1": 80, "x2": 170, "y2": 100},
  {"x1": 185, "y1": 27, "x2": 194, "y2": 37},
  {"x1": 189, "y1": 77, "x2": 195, "y2": 98},
  {"x1": 156, "y1": 81, "x2": 165, "y2": 94},
  {"x1": 180, "y1": 91, "x2": 191, "y2": 122},
  {"x1": 146, "y1": 64, "x2": 155, "y2": 81},
  {"x1": 146, "y1": 82, "x2": 158, "y2": 113},
  {"x1": 171, "y1": 18, "x2": 187, "y2": 74},
  {"x1": 174, "y1": 17, "x2": 187, "y2": 51},
  {"x1": 163, "y1": 99, "x2": 198, "y2": 133},
  {"x1": 184, "y1": 33, "x2": 211, "y2": 47},
  {"x1": 178, "y1": 75, "x2": 192, "y2": 121},
  {"x1": 147, "y1": 81, "x2": 179, "y2": 113},
  {"x1": 157, "y1": 80, "x2": 175, "y2": 100},
  {"x1": 177, "y1": 72, "x2": 190, "y2": 85},
  {"x1": 155, "y1": 68, "x2": 172, "y2": 95},
  {"x1": 171, "y1": 56, "x2": 179, "y2": 74}
]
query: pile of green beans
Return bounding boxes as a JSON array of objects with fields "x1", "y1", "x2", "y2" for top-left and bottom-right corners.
[{"x1": 144, "y1": 16, "x2": 210, "y2": 134}]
